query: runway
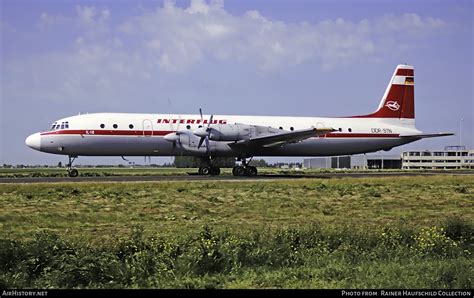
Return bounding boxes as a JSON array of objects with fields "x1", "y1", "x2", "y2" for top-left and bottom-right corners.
[{"x1": 0, "y1": 171, "x2": 472, "y2": 183}]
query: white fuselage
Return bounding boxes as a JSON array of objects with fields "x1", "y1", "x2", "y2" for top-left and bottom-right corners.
[{"x1": 28, "y1": 113, "x2": 422, "y2": 158}]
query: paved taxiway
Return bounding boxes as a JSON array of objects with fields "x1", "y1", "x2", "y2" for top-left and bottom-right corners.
[{"x1": 0, "y1": 171, "x2": 472, "y2": 184}]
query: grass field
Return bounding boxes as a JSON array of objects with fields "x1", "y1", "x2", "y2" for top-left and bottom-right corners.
[
  {"x1": 0, "y1": 166, "x2": 466, "y2": 178},
  {"x1": 0, "y1": 167, "x2": 196, "y2": 178},
  {"x1": 0, "y1": 175, "x2": 472, "y2": 288}
]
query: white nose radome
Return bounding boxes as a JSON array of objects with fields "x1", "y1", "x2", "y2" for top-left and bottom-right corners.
[{"x1": 25, "y1": 132, "x2": 41, "y2": 151}]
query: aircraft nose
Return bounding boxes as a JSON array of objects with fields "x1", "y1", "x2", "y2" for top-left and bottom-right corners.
[{"x1": 25, "y1": 133, "x2": 41, "y2": 151}]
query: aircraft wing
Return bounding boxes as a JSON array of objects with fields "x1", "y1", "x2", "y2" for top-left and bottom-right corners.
[
  {"x1": 400, "y1": 132, "x2": 454, "y2": 139},
  {"x1": 229, "y1": 127, "x2": 335, "y2": 149}
]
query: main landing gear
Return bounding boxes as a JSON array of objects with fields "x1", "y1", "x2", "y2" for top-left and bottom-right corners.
[
  {"x1": 198, "y1": 165, "x2": 221, "y2": 176},
  {"x1": 197, "y1": 157, "x2": 221, "y2": 176},
  {"x1": 195, "y1": 157, "x2": 258, "y2": 177},
  {"x1": 66, "y1": 156, "x2": 79, "y2": 177},
  {"x1": 232, "y1": 157, "x2": 257, "y2": 177}
]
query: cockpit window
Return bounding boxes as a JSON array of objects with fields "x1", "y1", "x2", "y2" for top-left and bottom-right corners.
[{"x1": 50, "y1": 121, "x2": 69, "y2": 131}]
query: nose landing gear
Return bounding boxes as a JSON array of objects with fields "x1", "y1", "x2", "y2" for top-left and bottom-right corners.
[{"x1": 66, "y1": 156, "x2": 79, "y2": 177}]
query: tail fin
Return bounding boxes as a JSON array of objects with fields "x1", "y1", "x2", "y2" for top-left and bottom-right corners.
[{"x1": 354, "y1": 64, "x2": 415, "y2": 119}]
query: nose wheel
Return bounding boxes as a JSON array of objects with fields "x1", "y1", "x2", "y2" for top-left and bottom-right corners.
[
  {"x1": 67, "y1": 168, "x2": 79, "y2": 177},
  {"x1": 66, "y1": 156, "x2": 79, "y2": 177}
]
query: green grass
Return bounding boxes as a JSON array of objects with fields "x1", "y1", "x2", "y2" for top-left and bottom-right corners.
[
  {"x1": 0, "y1": 175, "x2": 472, "y2": 288},
  {"x1": 0, "y1": 166, "x2": 316, "y2": 178},
  {"x1": 0, "y1": 167, "x2": 197, "y2": 178},
  {"x1": 1, "y1": 166, "x2": 469, "y2": 178}
]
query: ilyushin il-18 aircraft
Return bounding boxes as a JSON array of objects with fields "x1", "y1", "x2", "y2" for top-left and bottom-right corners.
[{"x1": 26, "y1": 64, "x2": 452, "y2": 177}]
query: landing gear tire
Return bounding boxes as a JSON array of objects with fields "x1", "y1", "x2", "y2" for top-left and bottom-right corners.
[
  {"x1": 67, "y1": 168, "x2": 79, "y2": 177},
  {"x1": 66, "y1": 156, "x2": 78, "y2": 178},
  {"x1": 199, "y1": 165, "x2": 211, "y2": 175},
  {"x1": 232, "y1": 166, "x2": 246, "y2": 177},
  {"x1": 210, "y1": 166, "x2": 221, "y2": 176},
  {"x1": 246, "y1": 166, "x2": 258, "y2": 177},
  {"x1": 199, "y1": 165, "x2": 220, "y2": 176}
]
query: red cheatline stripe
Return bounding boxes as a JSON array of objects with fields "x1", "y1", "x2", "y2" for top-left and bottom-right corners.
[
  {"x1": 396, "y1": 69, "x2": 414, "y2": 76},
  {"x1": 41, "y1": 130, "x2": 400, "y2": 138},
  {"x1": 323, "y1": 133, "x2": 399, "y2": 138},
  {"x1": 41, "y1": 130, "x2": 173, "y2": 136}
]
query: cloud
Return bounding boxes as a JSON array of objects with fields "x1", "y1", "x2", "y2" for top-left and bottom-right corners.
[
  {"x1": 76, "y1": 5, "x2": 97, "y2": 24},
  {"x1": 114, "y1": 1, "x2": 447, "y2": 71},
  {"x1": 3, "y1": 0, "x2": 450, "y2": 104}
]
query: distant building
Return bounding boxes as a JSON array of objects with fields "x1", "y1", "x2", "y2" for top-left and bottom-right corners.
[
  {"x1": 304, "y1": 154, "x2": 402, "y2": 170},
  {"x1": 351, "y1": 155, "x2": 402, "y2": 169},
  {"x1": 303, "y1": 156, "x2": 351, "y2": 169},
  {"x1": 303, "y1": 158, "x2": 329, "y2": 169},
  {"x1": 303, "y1": 147, "x2": 474, "y2": 170},
  {"x1": 401, "y1": 146, "x2": 474, "y2": 170}
]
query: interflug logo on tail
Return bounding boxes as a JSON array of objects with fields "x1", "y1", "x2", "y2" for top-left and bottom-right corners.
[{"x1": 385, "y1": 101, "x2": 400, "y2": 111}]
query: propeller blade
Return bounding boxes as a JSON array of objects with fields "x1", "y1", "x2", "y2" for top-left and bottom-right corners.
[
  {"x1": 207, "y1": 114, "x2": 213, "y2": 130},
  {"x1": 193, "y1": 127, "x2": 207, "y2": 138},
  {"x1": 176, "y1": 114, "x2": 181, "y2": 132},
  {"x1": 168, "y1": 115, "x2": 173, "y2": 132},
  {"x1": 205, "y1": 136, "x2": 210, "y2": 155},
  {"x1": 198, "y1": 136, "x2": 205, "y2": 149},
  {"x1": 196, "y1": 108, "x2": 212, "y2": 156}
]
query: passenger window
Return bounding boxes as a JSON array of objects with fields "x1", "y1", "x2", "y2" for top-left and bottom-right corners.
[
  {"x1": 338, "y1": 128, "x2": 342, "y2": 132},
  {"x1": 348, "y1": 128, "x2": 352, "y2": 132},
  {"x1": 290, "y1": 127, "x2": 294, "y2": 131},
  {"x1": 60, "y1": 124, "x2": 64, "y2": 129},
  {"x1": 279, "y1": 127, "x2": 283, "y2": 130},
  {"x1": 113, "y1": 124, "x2": 118, "y2": 129},
  {"x1": 100, "y1": 124, "x2": 105, "y2": 129},
  {"x1": 129, "y1": 124, "x2": 134, "y2": 129},
  {"x1": 65, "y1": 122, "x2": 69, "y2": 129},
  {"x1": 186, "y1": 125, "x2": 191, "y2": 129}
]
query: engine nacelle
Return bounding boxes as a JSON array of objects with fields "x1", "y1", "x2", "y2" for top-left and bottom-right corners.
[
  {"x1": 193, "y1": 123, "x2": 284, "y2": 142},
  {"x1": 208, "y1": 124, "x2": 250, "y2": 141}
]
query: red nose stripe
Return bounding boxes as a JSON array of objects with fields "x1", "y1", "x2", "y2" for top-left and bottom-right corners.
[{"x1": 41, "y1": 130, "x2": 173, "y2": 136}]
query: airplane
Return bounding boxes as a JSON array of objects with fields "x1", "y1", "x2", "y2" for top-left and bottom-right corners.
[{"x1": 25, "y1": 64, "x2": 453, "y2": 177}]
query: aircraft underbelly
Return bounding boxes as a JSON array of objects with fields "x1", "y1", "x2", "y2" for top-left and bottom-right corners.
[
  {"x1": 260, "y1": 138, "x2": 410, "y2": 156},
  {"x1": 42, "y1": 135, "x2": 411, "y2": 157}
]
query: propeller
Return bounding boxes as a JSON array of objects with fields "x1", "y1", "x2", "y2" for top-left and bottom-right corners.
[
  {"x1": 193, "y1": 108, "x2": 213, "y2": 154},
  {"x1": 163, "y1": 115, "x2": 183, "y2": 149}
]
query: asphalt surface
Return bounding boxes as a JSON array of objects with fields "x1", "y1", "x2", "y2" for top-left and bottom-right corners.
[{"x1": 0, "y1": 171, "x2": 472, "y2": 184}]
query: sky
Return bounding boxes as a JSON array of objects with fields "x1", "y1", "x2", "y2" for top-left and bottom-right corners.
[{"x1": 1, "y1": 0, "x2": 472, "y2": 166}]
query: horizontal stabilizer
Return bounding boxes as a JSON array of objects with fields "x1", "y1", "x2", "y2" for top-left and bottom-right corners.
[{"x1": 400, "y1": 132, "x2": 454, "y2": 139}]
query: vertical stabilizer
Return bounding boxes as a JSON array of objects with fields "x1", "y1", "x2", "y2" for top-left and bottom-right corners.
[{"x1": 353, "y1": 64, "x2": 415, "y2": 119}]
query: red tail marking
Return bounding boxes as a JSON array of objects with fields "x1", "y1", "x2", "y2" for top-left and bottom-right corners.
[
  {"x1": 352, "y1": 65, "x2": 415, "y2": 119},
  {"x1": 396, "y1": 69, "x2": 414, "y2": 76}
]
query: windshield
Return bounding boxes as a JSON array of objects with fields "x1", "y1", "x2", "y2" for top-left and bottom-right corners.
[{"x1": 49, "y1": 121, "x2": 69, "y2": 131}]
